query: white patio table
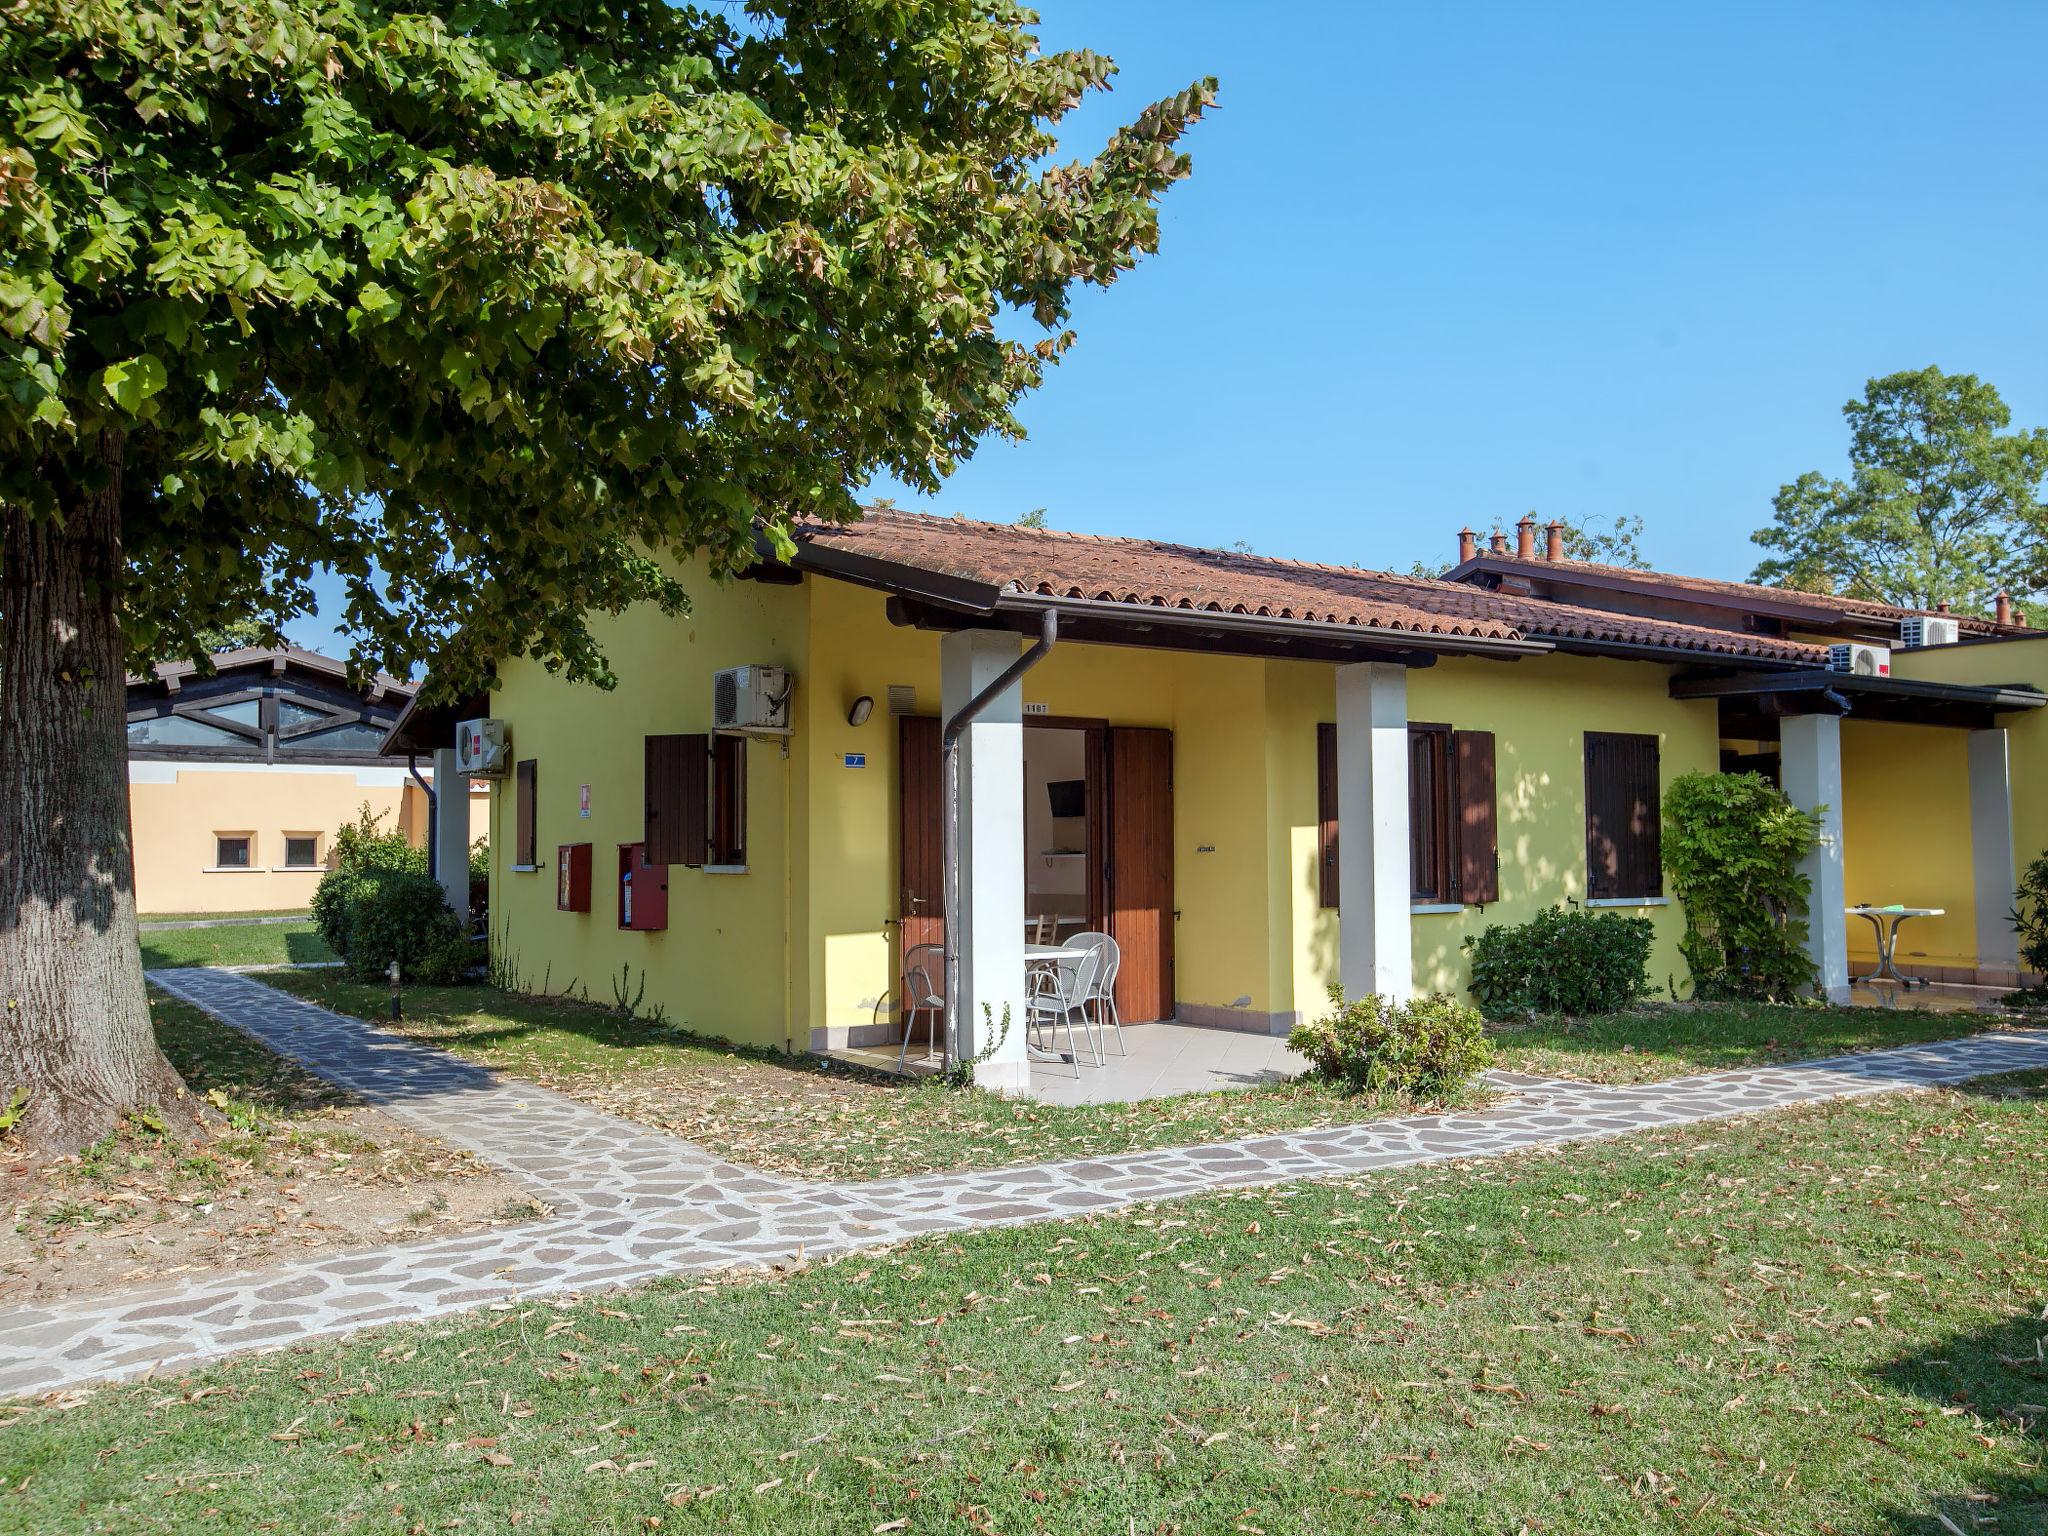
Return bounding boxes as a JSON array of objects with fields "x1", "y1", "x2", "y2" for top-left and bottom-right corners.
[
  {"x1": 1848, "y1": 905, "x2": 1944, "y2": 989},
  {"x1": 1024, "y1": 944, "x2": 1088, "y2": 1064}
]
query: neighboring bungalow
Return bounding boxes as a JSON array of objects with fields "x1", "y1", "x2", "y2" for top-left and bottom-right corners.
[
  {"x1": 392, "y1": 509, "x2": 2045, "y2": 1092},
  {"x1": 127, "y1": 646, "x2": 488, "y2": 915}
]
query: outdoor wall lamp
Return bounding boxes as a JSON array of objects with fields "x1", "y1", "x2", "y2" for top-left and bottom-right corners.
[{"x1": 846, "y1": 695, "x2": 875, "y2": 727}]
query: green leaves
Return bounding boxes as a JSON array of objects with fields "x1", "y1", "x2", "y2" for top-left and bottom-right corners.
[
  {"x1": 99, "y1": 353, "x2": 166, "y2": 414},
  {"x1": 1750, "y1": 368, "x2": 2048, "y2": 617},
  {"x1": 3, "y1": 0, "x2": 1213, "y2": 689},
  {"x1": 1663, "y1": 771, "x2": 1821, "y2": 1002}
]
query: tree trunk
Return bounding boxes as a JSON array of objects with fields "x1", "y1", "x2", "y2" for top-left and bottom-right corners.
[{"x1": 0, "y1": 435, "x2": 192, "y2": 1158}]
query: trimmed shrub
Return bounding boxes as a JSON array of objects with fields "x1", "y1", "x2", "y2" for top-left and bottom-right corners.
[
  {"x1": 2009, "y1": 850, "x2": 2048, "y2": 1004},
  {"x1": 1662, "y1": 771, "x2": 1820, "y2": 1001},
  {"x1": 1288, "y1": 987, "x2": 1493, "y2": 1096},
  {"x1": 1463, "y1": 905, "x2": 1654, "y2": 1019},
  {"x1": 313, "y1": 803, "x2": 470, "y2": 983}
]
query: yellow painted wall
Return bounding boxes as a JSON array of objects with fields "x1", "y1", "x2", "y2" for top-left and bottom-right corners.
[
  {"x1": 485, "y1": 560, "x2": 807, "y2": 1043},
  {"x1": 1267, "y1": 652, "x2": 1719, "y2": 1015},
  {"x1": 1892, "y1": 636, "x2": 2048, "y2": 876},
  {"x1": 130, "y1": 764, "x2": 455, "y2": 915}
]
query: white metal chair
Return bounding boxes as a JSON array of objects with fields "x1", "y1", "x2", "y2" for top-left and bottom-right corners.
[
  {"x1": 897, "y1": 944, "x2": 946, "y2": 1075},
  {"x1": 1027, "y1": 942, "x2": 1102, "y2": 1072},
  {"x1": 1062, "y1": 931, "x2": 1126, "y2": 1059}
]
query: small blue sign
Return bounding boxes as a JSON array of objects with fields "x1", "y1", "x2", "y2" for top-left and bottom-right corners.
[{"x1": 843, "y1": 752, "x2": 867, "y2": 768}]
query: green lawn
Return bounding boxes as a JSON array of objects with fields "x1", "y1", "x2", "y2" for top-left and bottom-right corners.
[
  {"x1": 1488, "y1": 997, "x2": 2022, "y2": 1084},
  {"x1": 6, "y1": 1072, "x2": 2044, "y2": 1533},
  {"x1": 139, "y1": 909, "x2": 312, "y2": 923},
  {"x1": 139, "y1": 921, "x2": 336, "y2": 970},
  {"x1": 256, "y1": 973, "x2": 1473, "y2": 1179}
]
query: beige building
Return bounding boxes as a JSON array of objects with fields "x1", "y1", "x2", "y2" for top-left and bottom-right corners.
[{"x1": 127, "y1": 647, "x2": 487, "y2": 915}]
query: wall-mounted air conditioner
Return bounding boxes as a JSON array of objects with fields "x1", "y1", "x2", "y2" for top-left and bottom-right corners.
[
  {"x1": 1826, "y1": 643, "x2": 1891, "y2": 677},
  {"x1": 713, "y1": 665, "x2": 792, "y2": 734},
  {"x1": 455, "y1": 718, "x2": 509, "y2": 777},
  {"x1": 1899, "y1": 616, "x2": 1960, "y2": 649}
]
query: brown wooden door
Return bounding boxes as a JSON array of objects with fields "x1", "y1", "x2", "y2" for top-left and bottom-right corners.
[
  {"x1": 898, "y1": 716, "x2": 945, "y2": 1027},
  {"x1": 1106, "y1": 727, "x2": 1174, "y2": 1023}
]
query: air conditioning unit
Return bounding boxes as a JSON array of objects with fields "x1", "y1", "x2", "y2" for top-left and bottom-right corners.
[
  {"x1": 455, "y1": 718, "x2": 509, "y2": 777},
  {"x1": 1899, "y1": 615, "x2": 1960, "y2": 649},
  {"x1": 713, "y1": 665, "x2": 792, "y2": 734},
  {"x1": 1826, "y1": 643, "x2": 1891, "y2": 677}
]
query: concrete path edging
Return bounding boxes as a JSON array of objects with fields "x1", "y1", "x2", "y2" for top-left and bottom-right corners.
[{"x1": 2, "y1": 968, "x2": 2044, "y2": 1400}]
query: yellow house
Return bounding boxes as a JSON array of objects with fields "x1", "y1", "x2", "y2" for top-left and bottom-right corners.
[
  {"x1": 411, "y1": 510, "x2": 2044, "y2": 1091},
  {"x1": 128, "y1": 647, "x2": 489, "y2": 916}
]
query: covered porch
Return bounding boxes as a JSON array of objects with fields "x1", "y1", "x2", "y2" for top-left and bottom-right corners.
[{"x1": 1682, "y1": 667, "x2": 2048, "y2": 999}]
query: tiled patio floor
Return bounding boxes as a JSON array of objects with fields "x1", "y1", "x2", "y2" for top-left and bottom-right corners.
[{"x1": 834, "y1": 1019, "x2": 1305, "y2": 1104}]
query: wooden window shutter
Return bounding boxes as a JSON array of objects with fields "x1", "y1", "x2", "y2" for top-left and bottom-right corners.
[
  {"x1": 644, "y1": 734, "x2": 704, "y2": 867},
  {"x1": 1584, "y1": 732, "x2": 1661, "y2": 900},
  {"x1": 515, "y1": 758, "x2": 538, "y2": 868},
  {"x1": 1455, "y1": 729, "x2": 1498, "y2": 905},
  {"x1": 1316, "y1": 722, "x2": 1339, "y2": 908}
]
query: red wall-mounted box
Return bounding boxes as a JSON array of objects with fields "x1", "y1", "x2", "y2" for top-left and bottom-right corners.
[
  {"x1": 618, "y1": 843, "x2": 669, "y2": 932},
  {"x1": 556, "y1": 843, "x2": 592, "y2": 912}
]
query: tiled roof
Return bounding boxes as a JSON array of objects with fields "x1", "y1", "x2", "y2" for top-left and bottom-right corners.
[
  {"x1": 1463, "y1": 552, "x2": 2021, "y2": 635},
  {"x1": 794, "y1": 511, "x2": 1829, "y2": 665}
]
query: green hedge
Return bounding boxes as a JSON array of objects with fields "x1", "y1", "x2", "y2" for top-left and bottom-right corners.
[
  {"x1": 1462, "y1": 905, "x2": 1654, "y2": 1019},
  {"x1": 1288, "y1": 987, "x2": 1493, "y2": 1095},
  {"x1": 311, "y1": 804, "x2": 473, "y2": 984}
]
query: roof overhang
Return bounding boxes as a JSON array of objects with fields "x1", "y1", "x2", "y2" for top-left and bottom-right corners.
[
  {"x1": 379, "y1": 684, "x2": 491, "y2": 758},
  {"x1": 1671, "y1": 667, "x2": 2048, "y2": 733}
]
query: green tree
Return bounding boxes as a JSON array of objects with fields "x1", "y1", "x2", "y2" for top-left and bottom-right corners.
[
  {"x1": 1557, "y1": 513, "x2": 1650, "y2": 570},
  {"x1": 191, "y1": 618, "x2": 272, "y2": 654},
  {"x1": 1749, "y1": 367, "x2": 2048, "y2": 614},
  {"x1": 0, "y1": 1, "x2": 1214, "y2": 1155},
  {"x1": 1015, "y1": 508, "x2": 1049, "y2": 530}
]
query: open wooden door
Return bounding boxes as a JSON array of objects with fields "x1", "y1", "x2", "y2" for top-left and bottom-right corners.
[
  {"x1": 898, "y1": 716, "x2": 944, "y2": 1032},
  {"x1": 1105, "y1": 727, "x2": 1174, "y2": 1023}
]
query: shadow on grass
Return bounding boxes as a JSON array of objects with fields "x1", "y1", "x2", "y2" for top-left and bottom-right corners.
[
  {"x1": 1876, "y1": 1311, "x2": 2048, "y2": 1534},
  {"x1": 284, "y1": 930, "x2": 337, "y2": 964}
]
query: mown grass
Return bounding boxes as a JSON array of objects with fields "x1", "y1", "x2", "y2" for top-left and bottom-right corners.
[
  {"x1": 256, "y1": 973, "x2": 1468, "y2": 1179},
  {"x1": 1487, "y1": 997, "x2": 2020, "y2": 1084},
  {"x1": 5, "y1": 1071, "x2": 2044, "y2": 1534},
  {"x1": 138, "y1": 922, "x2": 336, "y2": 971}
]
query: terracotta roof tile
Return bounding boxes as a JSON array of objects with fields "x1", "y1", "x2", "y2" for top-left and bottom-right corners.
[
  {"x1": 795, "y1": 510, "x2": 1829, "y2": 665},
  {"x1": 1467, "y1": 552, "x2": 2023, "y2": 635}
]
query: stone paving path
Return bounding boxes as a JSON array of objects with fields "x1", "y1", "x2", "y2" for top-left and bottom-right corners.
[{"x1": 4, "y1": 968, "x2": 2045, "y2": 1400}]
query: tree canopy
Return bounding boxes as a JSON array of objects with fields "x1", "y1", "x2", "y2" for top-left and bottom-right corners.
[
  {"x1": 2, "y1": 0, "x2": 1216, "y2": 691},
  {"x1": 1749, "y1": 367, "x2": 2048, "y2": 616}
]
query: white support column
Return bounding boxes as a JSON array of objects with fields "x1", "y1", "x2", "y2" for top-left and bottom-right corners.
[
  {"x1": 1968, "y1": 728, "x2": 2019, "y2": 979},
  {"x1": 1780, "y1": 714, "x2": 1849, "y2": 1003},
  {"x1": 941, "y1": 629, "x2": 1029, "y2": 1095},
  {"x1": 431, "y1": 748, "x2": 472, "y2": 927},
  {"x1": 1335, "y1": 661, "x2": 1413, "y2": 1001}
]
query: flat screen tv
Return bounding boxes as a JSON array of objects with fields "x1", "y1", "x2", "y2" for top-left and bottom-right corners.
[{"x1": 1046, "y1": 778, "x2": 1086, "y2": 819}]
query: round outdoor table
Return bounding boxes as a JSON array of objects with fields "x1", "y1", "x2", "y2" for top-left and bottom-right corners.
[{"x1": 1848, "y1": 906, "x2": 1944, "y2": 989}]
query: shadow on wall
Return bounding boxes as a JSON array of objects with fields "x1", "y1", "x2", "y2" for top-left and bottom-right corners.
[{"x1": 1874, "y1": 1308, "x2": 2048, "y2": 1533}]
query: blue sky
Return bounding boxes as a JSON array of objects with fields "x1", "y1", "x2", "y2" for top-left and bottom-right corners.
[{"x1": 288, "y1": 0, "x2": 2048, "y2": 656}]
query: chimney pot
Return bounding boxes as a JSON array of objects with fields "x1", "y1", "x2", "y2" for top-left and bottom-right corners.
[
  {"x1": 1936, "y1": 601, "x2": 1951, "y2": 613},
  {"x1": 1489, "y1": 530, "x2": 1510, "y2": 555},
  {"x1": 1457, "y1": 527, "x2": 1477, "y2": 564},
  {"x1": 1995, "y1": 590, "x2": 2013, "y2": 626},
  {"x1": 1545, "y1": 520, "x2": 1565, "y2": 561},
  {"x1": 1515, "y1": 515, "x2": 1537, "y2": 559}
]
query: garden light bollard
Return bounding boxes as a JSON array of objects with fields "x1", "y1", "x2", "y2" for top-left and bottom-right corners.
[{"x1": 388, "y1": 959, "x2": 402, "y2": 1021}]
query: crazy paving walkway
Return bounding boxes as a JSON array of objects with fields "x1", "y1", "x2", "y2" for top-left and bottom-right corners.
[{"x1": 4, "y1": 969, "x2": 2045, "y2": 1399}]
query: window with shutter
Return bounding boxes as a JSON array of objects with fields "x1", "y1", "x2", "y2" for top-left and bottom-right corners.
[
  {"x1": 643, "y1": 735, "x2": 700, "y2": 867},
  {"x1": 1584, "y1": 732, "x2": 1662, "y2": 900},
  {"x1": 1316, "y1": 722, "x2": 1339, "y2": 909},
  {"x1": 514, "y1": 759, "x2": 538, "y2": 869},
  {"x1": 1319, "y1": 720, "x2": 1498, "y2": 909},
  {"x1": 710, "y1": 734, "x2": 747, "y2": 867},
  {"x1": 1408, "y1": 723, "x2": 1455, "y2": 904}
]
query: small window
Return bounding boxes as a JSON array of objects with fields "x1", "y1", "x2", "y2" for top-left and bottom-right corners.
[
  {"x1": 710, "y1": 735, "x2": 747, "y2": 867},
  {"x1": 1584, "y1": 731, "x2": 1662, "y2": 901},
  {"x1": 129, "y1": 714, "x2": 246, "y2": 749},
  {"x1": 215, "y1": 835, "x2": 252, "y2": 869},
  {"x1": 515, "y1": 759, "x2": 538, "y2": 868},
  {"x1": 1409, "y1": 724, "x2": 1455, "y2": 904},
  {"x1": 283, "y1": 834, "x2": 320, "y2": 869}
]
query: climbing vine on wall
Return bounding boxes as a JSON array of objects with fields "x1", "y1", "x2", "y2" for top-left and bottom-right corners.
[{"x1": 1662, "y1": 771, "x2": 1823, "y2": 1002}]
